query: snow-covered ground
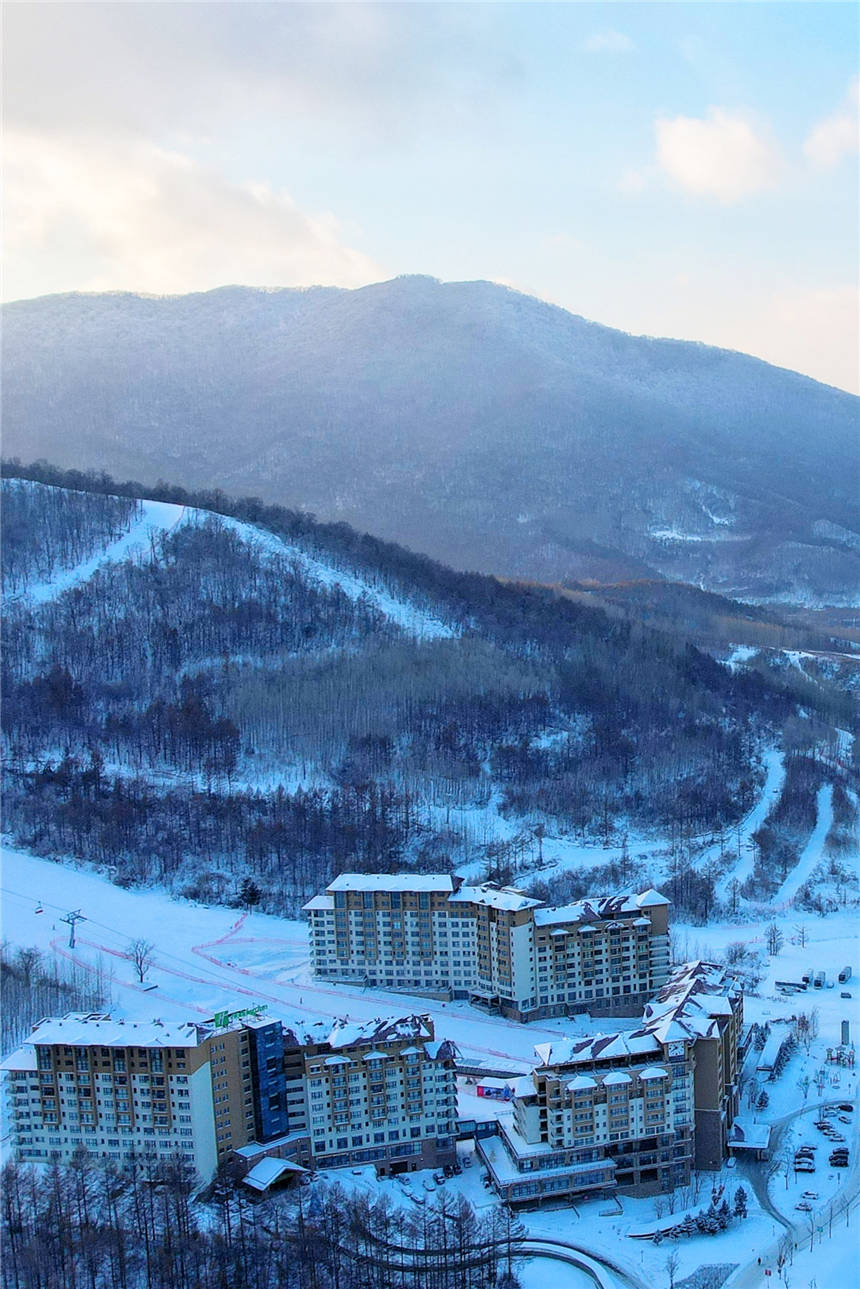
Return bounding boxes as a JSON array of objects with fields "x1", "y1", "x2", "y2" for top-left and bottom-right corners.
[
  {"x1": 3, "y1": 840, "x2": 859, "y2": 1286},
  {"x1": 714, "y1": 748, "x2": 787, "y2": 901},
  {"x1": 16, "y1": 499, "x2": 187, "y2": 606},
  {"x1": 771, "y1": 783, "x2": 834, "y2": 908},
  {"x1": 10, "y1": 485, "x2": 455, "y2": 642}
]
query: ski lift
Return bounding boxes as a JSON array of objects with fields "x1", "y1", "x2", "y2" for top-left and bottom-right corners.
[{"x1": 35, "y1": 900, "x2": 44, "y2": 915}]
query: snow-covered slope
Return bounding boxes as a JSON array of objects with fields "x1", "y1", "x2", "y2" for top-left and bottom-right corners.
[{"x1": 11, "y1": 480, "x2": 454, "y2": 640}]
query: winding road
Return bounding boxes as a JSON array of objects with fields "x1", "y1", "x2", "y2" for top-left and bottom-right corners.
[{"x1": 728, "y1": 1097, "x2": 860, "y2": 1287}]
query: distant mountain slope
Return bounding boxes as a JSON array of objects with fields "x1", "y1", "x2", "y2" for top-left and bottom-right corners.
[{"x1": 4, "y1": 277, "x2": 859, "y2": 605}]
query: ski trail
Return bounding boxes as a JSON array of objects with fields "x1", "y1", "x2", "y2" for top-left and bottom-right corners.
[
  {"x1": 214, "y1": 513, "x2": 456, "y2": 641},
  {"x1": 715, "y1": 748, "x2": 786, "y2": 900},
  {"x1": 20, "y1": 500, "x2": 187, "y2": 607},
  {"x1": 772, "y1": 783, "x2": 834, "y2": 906}
]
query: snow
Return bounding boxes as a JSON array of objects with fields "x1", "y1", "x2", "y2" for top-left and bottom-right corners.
[
  {"x1": 449, "y1": 884, "x2": 541, "y2": 912},
  {"x1": 771, "y1": 783, "x2": 834, "y2": 907},
  {"x1": 325, "y1": 873, "x2": 456, "y2": 893},
  {"x1": 725, "y1": 645, "x2": 759, "y2": 672},
  {"x1": 13, "y1": 1014, "x2": 202, "y2": 1049},
  {"x1": 3, "y1": 839, "x2": 859, "y2": 1285},
  {"x1": 714, "y1": 748, "x2": 787, "y2": 900},
  {"x1": 214, "y1": 512, "x2": 456, "y2": 641},
  {"x1": 18, "y1": 499, "x2": 187, "y2": 606},
  {"x1": 10, "y1": 484, "x2": 455, "y2": 642}
]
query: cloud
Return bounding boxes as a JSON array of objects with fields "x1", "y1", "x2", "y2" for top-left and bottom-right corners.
[
  {"x1": 803, "y1": 79, "x2": 860, "y2": 169},
  {"x1": 2, "y1": 3, "x2": 497, "y2": 146},
  {"x1": 655, "y1": 108, "x2": 782, "y2": 203},
  {"x1": 618, "y1": 167, "x2": 649, "y2": 195},
  {"x1": 3, "y1": 131, "x2": 383, "y2": 301},
  {"x1": 583, "y1": 31, "x2": 635, "y2": 54}
]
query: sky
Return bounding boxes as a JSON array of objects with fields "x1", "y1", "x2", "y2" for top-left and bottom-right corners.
[{"x1": 3, "y1": 1, "x2": 859, "y2": 393}]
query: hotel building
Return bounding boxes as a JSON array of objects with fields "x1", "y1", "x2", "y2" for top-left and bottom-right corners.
[
  {"x1": 478, "y1": 961, "x2": 743, "y2": 1205},
  {"x1": 3, "y1": 1009, "x2": 456, "y2": 1184},
  {"x1": 305, "y1": 875, "x2": 671, "y2": 1020}
]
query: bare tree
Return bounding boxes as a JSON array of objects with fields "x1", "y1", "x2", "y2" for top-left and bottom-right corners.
[
  {"x1": 665, "y1": 1247, "x2": 681, "y2": 1289},
  {"x1": 128, "y1": 939, "x2": 156, "y2": 983},
  {"x1": 766, "y1": 922, "x2": 784, "y2": 956}
]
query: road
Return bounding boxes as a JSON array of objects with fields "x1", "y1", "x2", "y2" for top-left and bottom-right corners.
[{"x1": 728, "y1": 1096, "x2": 860, "y2": 1287}]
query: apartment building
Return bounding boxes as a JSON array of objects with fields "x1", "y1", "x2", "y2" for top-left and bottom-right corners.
[
  {"x1": 1, "y1": 1013, "x2": 268, "y2": 1182},
  {"x1": 478, "y1": 961, "x2": 742, "y2": 1205},
  {"x1": 305, "y1": 874, "x2": 671, "y2": 1020},
  {"x1": 3, "y1": 1008, "x2": 457, "y2": 1185},
  {"x1": 293, "y1": 1013, "x2": 458, "y2": 1175}
]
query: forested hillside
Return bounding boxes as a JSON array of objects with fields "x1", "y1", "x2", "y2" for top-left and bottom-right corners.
[
  {"x1": 2, "y1": 467, "x2": 855, "y2": 917},
  {"x1": 4, "y1": 277, "x2": 859, "y2": 604}
]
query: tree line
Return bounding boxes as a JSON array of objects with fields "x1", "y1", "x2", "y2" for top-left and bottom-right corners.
[
  {"x1": 3, "y1": 464, "x2": 850, "y2": 915},
  {"x1": 1, "y1": 1154, "x2": 524, "y2": 1289}
]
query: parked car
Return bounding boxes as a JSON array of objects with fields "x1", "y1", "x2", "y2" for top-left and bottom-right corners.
[
  {"x1": 830, "y1": 1157, "x2": 849, "y2": 1168},
  {"x1": 433, "y1": 1172, "x2": 446, "y2": 1185},
  {"x1": 802, "y1": 1191, "x2": 819, "y2": 1199},
  {"x1": 841, "y1": 992, "x2": 852, "y2": 999},
  {"x1": 796, "y1": 1201, "x2": 813, "y2": 1211},
  {"x1": 838, "y1": 1104, "x2": 854, "y2": 1114}
]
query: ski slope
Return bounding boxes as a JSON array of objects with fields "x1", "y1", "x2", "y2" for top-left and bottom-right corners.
[
  {"x1": 715, "y1": 748, "x2": 787, "y2": 900},
  {"x1": 19, "y1": 499, "x2": 187, "y2": 606},
  {"x1": 214, "y1": 512, "x2": 456, "y2": 641},
  {"x1": 12, "y1": 480, "x2": 455, "y2": 641},
  {"x1": 772, "y1": 782, "x2": 834, "y2": 906}
]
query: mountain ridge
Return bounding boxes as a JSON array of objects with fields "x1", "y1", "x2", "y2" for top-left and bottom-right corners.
[{"x1": 4, "y1": 276, "x2": 858, "y2": 605}]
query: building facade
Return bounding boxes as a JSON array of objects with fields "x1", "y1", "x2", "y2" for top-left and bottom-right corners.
[
  {"x1": 1, "y1": 1015, "x2": 259, "y2": 1182},
  {"x1": 3, "y1": 1009, "x2": 457, "y2": 1185},
  {"x1": 478, "y1": 962, "x2": 742, "y2": 1205},
  {"x1": 294, "y1": 1014, "x2": 458, "y2": 1175},
  {"x1": 305, "y1": 875, "x2": 671, "y2": 1020}
]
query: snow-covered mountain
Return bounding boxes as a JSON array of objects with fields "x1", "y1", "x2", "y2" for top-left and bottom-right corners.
[{"x1": 4, "y1": 277, "x2": 859, "y2": 605}]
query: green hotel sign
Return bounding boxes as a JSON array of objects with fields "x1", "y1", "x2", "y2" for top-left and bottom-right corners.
[{"x1": 212, "y1": 1004, "x2": 268, "y2": 1028}]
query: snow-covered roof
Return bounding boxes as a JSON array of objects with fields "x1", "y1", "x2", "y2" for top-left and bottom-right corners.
[
  {"x1": 363, "y1": 1050, "x2": 390, "y2": 1061},
  {"x1": 233, "y1": 1132, "x2": 306, "y2": 1159},
  {"x1": 728, "y1": 1117, "x2": 771, "y2": 1151},
  {"x1": 566, "y1": 1075, "x2": 597, "y2": 1090},
  {"x1": 243, "y1": 1157, "x2": 307, "y2": 1191},
  {"x1": 327, "y1": 1013, "x2": 434, "y2": 1050},
  {"x1": 449, "y1": 884, "x2": 541, "y2": 912},
  {"x1": 326, "y1": 874, "x2": 456, "y2": 893},
  {"x1": 0, "y1": 1046, "x2": 37, "y2": 1071},
  {"x1": 639, "y1": 1066, "x2": 669, "y2": 1080},
  {"x1": 23, "y1": 1014, "x2": 206, "y2": 1050},
  {"x1": 602, "y1": 1071, "x2": 632, "y2": 1086},
  {"x1": 303, "y1": 894, "x2": 334, "y2": 911},
  {"x1": 534, "y1": 1029, "x2": 660, "y2": 1069},
  {"x1": 642, "y1": 961, "x2": 739, "y2": 1044},
  {"x1": 533, "y1": 889, "x2": 670, "y2": 928}
]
